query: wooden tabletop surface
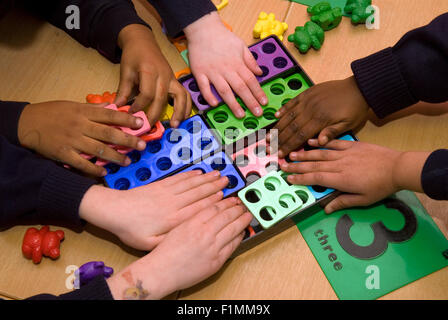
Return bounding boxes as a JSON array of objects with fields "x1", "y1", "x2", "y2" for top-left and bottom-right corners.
[{"x1": 0, "y1": 0, "x2": 447, "y2": 300}]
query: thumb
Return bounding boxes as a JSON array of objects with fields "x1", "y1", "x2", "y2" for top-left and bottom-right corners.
[
  {"x1": 115, "y1": 69, "x2": 135, "y2": 108},
  {"x1": 318, "y1": 123, "x2": 350, "y2": 146},
  {"x1": 324, "y1": 194, "x2": 366, "y2": 214},
  {"x1": 243, "y1": 48, "x2": 263, "y2": 76}
]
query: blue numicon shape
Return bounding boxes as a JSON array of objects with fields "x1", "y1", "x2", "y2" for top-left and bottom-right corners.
[
  {"x1": 104, "y1": 115, "x2": 220, "y2": 190},
  {"x1": 179, "y1": 151, "x2": 245, "y2": 197}
]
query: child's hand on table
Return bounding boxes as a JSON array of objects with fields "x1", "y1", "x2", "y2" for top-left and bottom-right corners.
[
  {"x1": 184, "y1": 12, "x2": 268, "y2": 118},
  {"x1": 280, "y1": 139, "x2": 428, "y2": 214},
  {"x1": 106, "y1": 196, "x2": 252, "y2": 299},
  {"x1": 17, "y1": 101, "x2": 146, "y2": 177},
  {"x1": 115, "y1": 24, "x2": 192, "y2": 128},
  {"x1": 270, "y1": 76, "x2": 370, "y2": 158},
  {"x1": 79, "y1": 170, "x2": 234, "y2": 251}
]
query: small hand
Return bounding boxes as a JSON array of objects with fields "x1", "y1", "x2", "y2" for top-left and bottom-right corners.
[
  {"x1": 17, "y1": 101, "x2": 146, "y2": 176},
  {"x1": 280, "y1": 139, "x2": 428, "y2": 213},
  {"x1": 185, "y1": 12, "x2": 268, "y2": 118},
  {"x1": 115, "y1": 24, "x2": 191, "y2": 127},
  {"x1": 269, "y1": 76, "x2": 369, "y2": 158},
  {"x1": 80, "y1": 170, "x2": 232, "y2": 250},
  {"x1": 106, "y1": 196, "x2": 252, "y2": 299}
]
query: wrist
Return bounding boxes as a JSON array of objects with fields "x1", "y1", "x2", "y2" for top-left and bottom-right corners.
[
  {"x1": 78, "y1": 185, "x2": 118, "y2": 229},
  {"x1": 106, "y1": 255, "x2": 172, "y2": 300},
  {"x1": 17, "y1": 103, "x2": 33, "y2": 148},
  {"x1": 346, "y1": 75, "x2": 369, "y2": 114},
  {"x1": 184, "y1": 11, "x2": 222, "y2": 40},
  {"x1": 392, "y1": 151, "x2": 429, "y2": 193},
  {"x1": 118, "y1": 24, "x2": 154, "y2": 49}
]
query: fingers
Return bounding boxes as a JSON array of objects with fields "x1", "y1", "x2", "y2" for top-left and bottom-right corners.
[
  {"x1": 84, "y1": 122, "x2": 146, "y2": 151},
  {"x1": 171, "y1": 170, "x2": 221, "y2": 193},
  {"x1": 324, "y1": 194, "x2": 368, "y2": 214},
  {"x1": 224, "y1": 72, "x2": 263, "y2": 117},
  {"x1": 177, "y1": 175, "x2": 229, "y2": 207},
  {"x1": 218, "y1": 231, "x2": 245, "y2": 264},
  {"x1": 195, "y1": 73, "x2": 219, "y2": 107},
  {"x1": 280, "y1": 160, "x2": 340, "y2": 174},
  {"x1": 243, "y1": 47, "x2": 263, "y2": 76},
  {"x1": 146, "y1": 78, "x2": 168, "y2": 126},
  {"x1": 64, "y1": 149, "x2": 107, "y2": 177},
  {"x1": 287, "y1": 148, "x2": 341, "y2": 162},
  {"x1": 208, "y1": 203, "x2": 247, "y2": 234},
  {"x1": 193, "y1": 197, "x2": 240, "y2": 224},
  {"x1": 160, "y1": 170, "x2": 203, "y2": 186},
  {"x1": 77, "y1": 136, "x2": 131, "y2": 166},
  {"x1": 278, "y1": 119, "x2": 322, "y2": 158},
  {"x1": 130, "y1": 71, "x2": 156, "y2": 114},
  {"x1": 115, "y1": 68, "x2": 135, "y2": 107},
  {"x1": 317, "y1": 123, "x2": 350, "y2": 146},
  {"x1": 210, "y1": 75, "x2": 246, "y2": 119},
  {"x1": 286, "y1": 172, "x2": 340, "y2": 190},
  {"x1": 179, "y1": 192, "x2": 225, "y2": 222},
  {"x1": 307, "y1": 138, "x2": 355, "y2": 150},
  {"x1": 215, "y1": 210, "x2": 252, "y2": 250},
  {"x1": 169, "y1": 81, "x2": 189, "y2": 128},
  {"x1": 85, "y1": 106, "x2": 144, "y2": 130}
]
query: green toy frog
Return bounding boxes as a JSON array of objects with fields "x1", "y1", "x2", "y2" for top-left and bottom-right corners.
[
  {"x1": 344, "y1": 0, "x2": 373, "y2": 24},
  {"x1": 307, "y1": 2, "x2": 342, "y2": 31},
  {"x1": 287, "y1": 21, "x2": 325, "y2": 54}
]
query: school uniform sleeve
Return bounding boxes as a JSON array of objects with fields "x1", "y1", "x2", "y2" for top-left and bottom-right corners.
[
  {"x1": 27, "y1": 276, "x2": 114, "y2": 300},
  {"x1": 22, "y1": 0, "x2": 150, "y2": 63},
  {"x1": 351, "y1": 13, "x2": 448, "y2": 119},
  {"x1": 0, "y1": 135, "x2": 96, "y2": 229},
  {"x1": 0, "y1": 100, "x2": 28, "y2": 146},
  {"x1": 421, "y1": 149, "x2": 448, "y2": 200},
  {"x1": 148, "y1": 0, "x2": 217, "y2": 37}
]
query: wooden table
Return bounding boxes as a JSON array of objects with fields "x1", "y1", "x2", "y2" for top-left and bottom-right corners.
[{"x1": 0, "y1": 0, "x2": 447, "y2": 300}]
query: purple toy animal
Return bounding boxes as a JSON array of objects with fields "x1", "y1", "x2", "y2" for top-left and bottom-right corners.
[{"x1": 75, "y1": 261, "x2": 114, "y2": 288}]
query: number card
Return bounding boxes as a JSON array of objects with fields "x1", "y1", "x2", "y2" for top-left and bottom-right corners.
[{"x1": 295, "y1": 191, "x2": 448, "y2": 300}]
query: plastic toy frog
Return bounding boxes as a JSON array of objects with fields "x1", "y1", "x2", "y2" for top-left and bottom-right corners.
[
  {"x1": 344, "y1": 0, "x2": 373, "y2": 24},
  {"x1": 253, "y1": 12, "x2": 288, "y2": 41},
  {"x1": 307, "y1": 2, "x2": 343, "y2": 31},
  {"x1": 287, "y1": 21, "x2": 325, "y2": 54}
]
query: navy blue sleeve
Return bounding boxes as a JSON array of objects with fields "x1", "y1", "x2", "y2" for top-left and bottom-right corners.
[
  {"x1": 351, "y1": 13, "x2": 448, "y2": 118},
  {"x1": 0, "y1": 100, "x2": 28, "y2": 146},
  {"x1": 0, "y1": 135, "x2": 95, "y2": 229},
  {"x1": 23, "y1": 0, "x2": 151, "y2": 63},
  {"x1": 148, "y1": 0, "x2": 217, "y2": 37},
  {"x1": 421, "y1": 149, "x2": 448, "y2": 201}
]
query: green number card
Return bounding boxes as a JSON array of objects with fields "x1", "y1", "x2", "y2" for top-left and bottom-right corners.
[{"x1": 294, "y1": 190, "x2": 448, "y2": 300}]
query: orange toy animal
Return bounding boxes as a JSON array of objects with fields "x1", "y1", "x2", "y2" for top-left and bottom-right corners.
[
  {"x1": 22, "y1": 226, "x2": 65, "y2": 264},
  {"x1": 86, "y1": 91, "x2": 117, "y2": 104}
]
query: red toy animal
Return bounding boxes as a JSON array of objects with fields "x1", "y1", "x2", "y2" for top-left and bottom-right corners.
[{"x1": 22, "y1": 226, "x2": 65, "y2": 264}]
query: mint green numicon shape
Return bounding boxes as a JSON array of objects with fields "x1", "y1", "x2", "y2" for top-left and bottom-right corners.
[
  {"x1": 206, "y1": 72, "x2": 310, "y2": 145},
  {"x1": 238, "y1": 170, "x2": 315, "y2": 229},
  {"x1": 294, "y1": 190, "x2": 448, "y2": 300}
]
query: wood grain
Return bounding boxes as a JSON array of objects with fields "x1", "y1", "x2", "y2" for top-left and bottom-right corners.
[{"x1": 0, "y1": 0, "x2": 446, "y2": 300}]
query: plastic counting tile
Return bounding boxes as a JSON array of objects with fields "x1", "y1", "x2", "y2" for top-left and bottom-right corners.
[
  {"x1": 180, "y1": 35, "x2": 296, "y2": 111},
  {"x1": 238, "y1": 170, "x2": 315, "y2": 229},
  {"x1": 206, "y1": 72, "x2": 310, "y2": 145},
  {"x1": 104, "y1": 115, "x2": 220, "y2": 190},
  {"x1": 232, "y1": 138, "x2": 287, "y2": 184},
  {"x1": 179, "y1": 151, "x2": 245, "y2": 197}
]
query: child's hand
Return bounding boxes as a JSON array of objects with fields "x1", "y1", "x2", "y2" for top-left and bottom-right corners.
[
  {"x1": 270, "y1": 76, "x2": 370, "y2": 158},
  {"x1": 106, "y1": 196, "x2": 252, "y2": 299},
  {"x1": 79, "y1": 170, "x2": 234, "y2": 251},
  {"x1": 184, "y1": 12, "x2": 268, "y2": 118},
  {"x1": 280, "y1": 139, "x2": 428, "y2": 213},
  {"x1": 17, "y1": 101, "x2": 146, "y2": 176},
  {"x1": 116, "y1": 24, "x2": 191, "y2": 127}
]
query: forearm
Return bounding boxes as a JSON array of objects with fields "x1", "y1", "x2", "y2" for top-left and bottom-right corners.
[
  {"x1": 0, "y1": 136, "x2": 95, "y2": 228},
  {"x1": 23, "y1": 0, "x2": 150, "y2": 63},
  {"x1": 148, "y1": 0, "x2": 217, "y2": 37},
  {"x1": 351, "y1": 13, "x2": 448, "y2": 118}
]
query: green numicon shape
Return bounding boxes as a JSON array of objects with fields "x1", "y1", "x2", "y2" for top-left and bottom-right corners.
[
  {"x1": 307, "y1": 2, "x2": 343, "y2": 31},
  {"x1": 287, "y1": 21, "x2": 325, "y2": 54}
]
